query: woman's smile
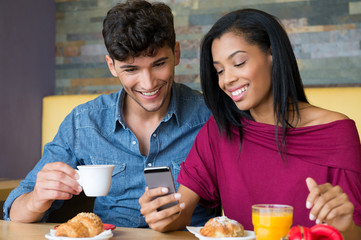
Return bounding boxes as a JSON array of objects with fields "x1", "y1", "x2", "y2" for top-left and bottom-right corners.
[{"x1": 229, "y1": 84, "x2": 249, "y2": 101}]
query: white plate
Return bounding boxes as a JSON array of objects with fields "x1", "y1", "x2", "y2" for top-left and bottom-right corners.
[
  {"x1": 45, "y1": 229, "x2": 113, "y2": 240},
  {"x1": 187, "y1": 226, "x2": 255, "y2": 240}
]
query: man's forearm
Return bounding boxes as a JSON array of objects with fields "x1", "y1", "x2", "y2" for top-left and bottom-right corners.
[{"x1": 9, "y1": 192, "x2": 48, "y2": 223}]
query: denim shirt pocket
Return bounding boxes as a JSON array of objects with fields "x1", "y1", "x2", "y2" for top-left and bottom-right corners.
[
  {"x1": 171, "y1": 158, "x2": 186, "y2": 191},
  {"x1": 89, "y1": 156, "x2": 127, "y2": 195}
]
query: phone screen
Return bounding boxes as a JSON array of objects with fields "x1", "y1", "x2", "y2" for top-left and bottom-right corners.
[{"x1": 144, "y1": 166, "x2": 178, "y2": 210}]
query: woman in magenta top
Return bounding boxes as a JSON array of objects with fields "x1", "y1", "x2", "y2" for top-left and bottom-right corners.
[{"x1": 139, "y1": 8, "x2": 361, "y2": 238}]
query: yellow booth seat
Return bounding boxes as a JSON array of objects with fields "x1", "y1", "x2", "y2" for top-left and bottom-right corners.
[
  {"x1": 42, "y1": 94, "x2": 100, "y2": 153},
  {"x1": 42, "y1": 87, "x2": 361, "y2": 151},
  {"x1": 304, "y1": 87, "x2": 361, "y2": 138}
]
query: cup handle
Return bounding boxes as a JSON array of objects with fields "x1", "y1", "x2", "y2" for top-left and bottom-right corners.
[{"x1": 75, "y1": 169, "x2": 82, "y2": 186}]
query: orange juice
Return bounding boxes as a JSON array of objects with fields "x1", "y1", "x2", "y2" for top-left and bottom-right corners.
[{"x1": 252, "y1": 204, "x2": 293, "y2": 240}]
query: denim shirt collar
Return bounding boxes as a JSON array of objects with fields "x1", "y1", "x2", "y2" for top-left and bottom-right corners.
[
  {"x1": 114, "y1": 84, "x2": 180, "y2": 132},
  {"x1": 115, "y1": 89, "x2": 127, "y2": 130},
  {"x1": 162, "y1": 83, "x2": 180, "y2": 126}
]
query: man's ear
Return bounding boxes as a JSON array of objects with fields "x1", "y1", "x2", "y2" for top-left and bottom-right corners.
[
  {"x1": 105, "y1": 55, "x2": 118, "y2": 77},
  {"x1": 174, "y1": 41, "x2": 181, "y2": 66}
]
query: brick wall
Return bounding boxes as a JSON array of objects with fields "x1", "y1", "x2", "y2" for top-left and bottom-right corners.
[{"x1": 55, "y1": 0, "x2": 361, "y2": 94}]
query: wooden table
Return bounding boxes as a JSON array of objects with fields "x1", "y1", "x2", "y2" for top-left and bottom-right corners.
[{"x1": 0, "y1": 220, "x2": 197, "y2": 239}]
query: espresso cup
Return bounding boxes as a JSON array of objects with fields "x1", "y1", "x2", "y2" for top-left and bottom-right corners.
[{"x1": 76, "y1": 165, "x2": 115, "y2": 197}]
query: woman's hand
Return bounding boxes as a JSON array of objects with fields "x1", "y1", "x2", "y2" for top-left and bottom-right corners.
[{"x1": 305, "y1": 177, "x2": 358, "y2": 235}]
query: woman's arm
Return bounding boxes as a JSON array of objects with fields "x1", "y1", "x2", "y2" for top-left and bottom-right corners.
[
  {"x1": 139, "y1": 184, "x2": 200, "y2": 232},
  {"x1": 342, "y1": 222, "x2": 361, "y2": 240}
]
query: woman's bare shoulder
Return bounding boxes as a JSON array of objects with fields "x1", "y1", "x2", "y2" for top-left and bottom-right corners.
[{"x1": 297, "y1": 102, "x2": 349, "y2": 127}]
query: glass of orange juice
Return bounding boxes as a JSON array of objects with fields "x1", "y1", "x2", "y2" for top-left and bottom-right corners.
[{"x1": 252, "y1": 204, "x2": 293, "y2": 240}]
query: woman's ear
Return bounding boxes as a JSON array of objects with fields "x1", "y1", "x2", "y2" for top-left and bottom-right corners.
[{"x1": 268, "y1": 47, "x2": 273, "y2": 64}]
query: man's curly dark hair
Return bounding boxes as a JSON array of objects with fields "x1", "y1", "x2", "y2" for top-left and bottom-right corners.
[{"x1": 102, "y1": 0, "x2": 176, "y2": 61}]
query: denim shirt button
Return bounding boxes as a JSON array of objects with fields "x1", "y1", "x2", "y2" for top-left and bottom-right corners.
[
  {"x1": 147, "y1": 163, "x2": 152, "y2": 167},
  {"x1": 132, "y1": 140, "x2": 136, "y2": 145},
  {"x1": 152, "y1": 133, "x2": 157, "y2": 137}
]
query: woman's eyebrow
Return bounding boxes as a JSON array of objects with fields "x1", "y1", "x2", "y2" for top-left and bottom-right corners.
[
  {"x1": 213, "y1": 50, "x2": 246, "y2": 64},
  {"x1": 229, "y1": 50, "x2": 246, "y2": 59}
]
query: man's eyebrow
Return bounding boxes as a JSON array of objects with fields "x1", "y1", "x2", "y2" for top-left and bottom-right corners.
[
  {"x1": 153, "y1": 57, "x2": 169, "y2": 64},
  {"x1": 213, "y1": 50, "x2": 246, "y2": 65},
  {"x1": 119, "y1": 64, "x2": 137, "y2": 69},
  {"x1": 118, "y1": 57, "x2": 169, "y2": 69}
]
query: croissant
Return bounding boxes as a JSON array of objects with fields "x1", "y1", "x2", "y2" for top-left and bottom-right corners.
[
  {"x1": 55, "y1": 212, "x2": 104, "y2": 238},
  {"x1": 200, "y1": 216, "x2": 244, "y2": 238}
]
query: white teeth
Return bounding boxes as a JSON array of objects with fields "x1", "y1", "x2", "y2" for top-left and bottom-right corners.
[
  {"x1": 142, "y1": 89, "x2": 159, "y2": 96},
  {"x1": 231, "y1": 86, "x2": 248, "y2": 96}
]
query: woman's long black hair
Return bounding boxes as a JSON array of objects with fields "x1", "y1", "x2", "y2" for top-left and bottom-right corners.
[{"x1": 200, "y1": 8, "x2": 308, "y2": 155}]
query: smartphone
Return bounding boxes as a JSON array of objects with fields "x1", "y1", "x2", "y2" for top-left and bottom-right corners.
[{"x1": 144, "y1": 166, "x2": 178, "y2": 211}]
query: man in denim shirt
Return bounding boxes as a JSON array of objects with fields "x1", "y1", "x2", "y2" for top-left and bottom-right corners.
[{"x1": 4, "y1": 0, "x2": 216, "y2": 227}]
